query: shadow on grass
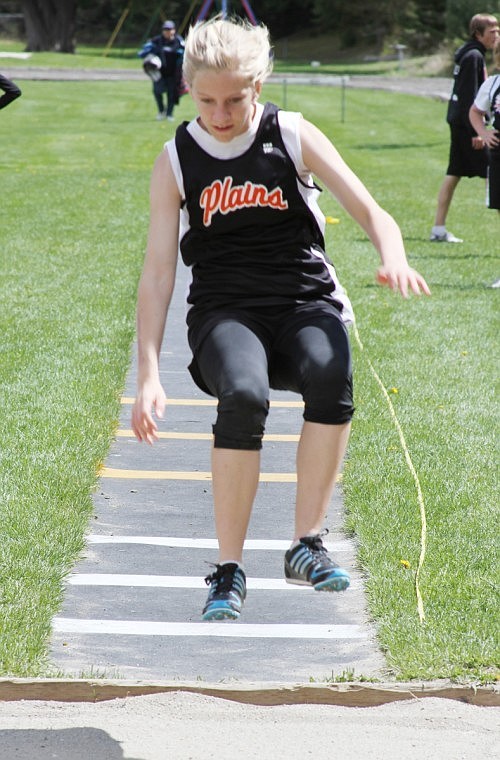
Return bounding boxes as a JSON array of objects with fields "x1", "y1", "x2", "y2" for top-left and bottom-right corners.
[
  {"x1": 407, "y1": 245, "x2": 499, "y2": 260},
  {"x1": 352, "y1": 142, "x2": 443, "y2": 151},
  {"x1": 361, "y1": 280, "x2": 496, "y2": 292}
]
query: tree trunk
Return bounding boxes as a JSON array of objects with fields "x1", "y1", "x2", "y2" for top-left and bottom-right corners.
[{"x1": 22, "y1": 0, "x2": 77, "y2": 53}]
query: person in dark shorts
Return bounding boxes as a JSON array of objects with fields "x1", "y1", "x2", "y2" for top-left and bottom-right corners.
[
  {"x1": 0, "y1": 73, "x2": 21, "y2": 110},
  {"x1": 470, "y1": 39, "x2": 500, "y2": 212},
  {"x1": 430, "y1": 13, "x2": 499, "y2": 242},
  {"x1": 131, "y1": 17, "x2": 430, "y2": 622}
]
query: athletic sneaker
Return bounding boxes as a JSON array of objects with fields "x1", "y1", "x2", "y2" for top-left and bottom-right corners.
[
  {"x1": 202, "y1": 563, "x2": 246, "y2": 621},
  {"x1": 429, "y1": 230, "x2": 463, "y2": 243},
  {"x1": 284, "y1": 532, "x2": 350, "y2": 591}
]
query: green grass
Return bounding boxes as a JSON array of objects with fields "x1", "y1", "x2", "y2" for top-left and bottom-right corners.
[
  {"x1": 0, "y1": 37, "x2": 450, "y2": 77},
  {"x1": 0, "y1": 78, "x2": 498, "y2": 681},
  {"x1": 273, "y1": 84, "x2": 499, "y2": 682},
  {"x1": 0, "y1": 79, "x2": 164, "y2": 675},
  {"x1": 0, "y1": 38, "x2": 141, "y2": 68}
]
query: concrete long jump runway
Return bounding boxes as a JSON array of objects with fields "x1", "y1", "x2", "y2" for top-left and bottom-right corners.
[{"x1": 49, "y1": 262, "x2": 386, "y2": 683}]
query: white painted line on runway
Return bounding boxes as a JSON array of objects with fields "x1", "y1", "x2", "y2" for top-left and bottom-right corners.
[
  {"x1": 67, "y1": 574, "x2": 357, "y2": 590},
  {"x1": 121, "y1": 397, "x2": 304, "y2": 408},
  {"x1": 86, "y1": 535, "x2": 351, "y2": 553},
  {"x1": 53, "y1": 618, "x2": 366, "y2": 639}
]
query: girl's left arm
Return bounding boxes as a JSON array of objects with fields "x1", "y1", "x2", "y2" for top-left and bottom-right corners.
[{"x1": 300, "y1": 118, "x2": 430, "y2": 298}]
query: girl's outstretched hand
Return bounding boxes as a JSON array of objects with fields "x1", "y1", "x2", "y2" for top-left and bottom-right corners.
[
  {"x1": 131, "y1": 380, "x2": 167, "y2": 444},
  {"x1": 376, "y1": 265, "x2": 431, "y2": 298}
]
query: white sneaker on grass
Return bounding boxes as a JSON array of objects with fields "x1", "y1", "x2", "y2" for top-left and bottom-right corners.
[{"x1": 429, "y1": 230, "x2": 463, "y2": 243}]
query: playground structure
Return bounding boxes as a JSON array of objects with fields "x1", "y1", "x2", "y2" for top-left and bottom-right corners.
[
  {"x1": 104, "y1": 1, "x2": 258, "y2": 55},
  {"x1": 194, "y1": 1, "x2": 257, "y2": 26}
]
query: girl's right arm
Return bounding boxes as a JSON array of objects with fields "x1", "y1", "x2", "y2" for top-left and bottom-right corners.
[
  {"x1": 131, "y1": 149, "x2": 182, "y2": 444},
  {"x1": 469, "y1": 103, "x2": 500, "y2": 149}
]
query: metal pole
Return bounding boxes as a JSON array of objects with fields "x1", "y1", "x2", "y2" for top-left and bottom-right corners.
[
  {"x1": 103, "y1": 2, "x2": 131, "y2": 57},
  {"x1": 341, "y1": 76, "x2": 348, "y2": 123}
]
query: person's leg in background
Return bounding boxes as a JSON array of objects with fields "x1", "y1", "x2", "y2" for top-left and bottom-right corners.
[
  {"x1": 165, "y1": 75, "x2": 177, "y2": 121},
  {"x1": 153, "y1": 78, "x2": 166, "y2": 119}
]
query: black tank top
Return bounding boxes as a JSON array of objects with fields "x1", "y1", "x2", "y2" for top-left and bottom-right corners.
[
  {"x1": 174, "y1": 102, "x2": 344, "y2": 320},
  {"x1": 489, "y1": 78, "x2": 500, "y2": 131}
]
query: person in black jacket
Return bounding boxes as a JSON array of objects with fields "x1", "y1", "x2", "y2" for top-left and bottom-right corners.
[
  {"x1": 430, "y1": 13, "x2": 499, "y2": 243},
  {"x1": 0, "y1": 73, "x2": 21, "y2": 110},
  {"x1": 138, "y1": 20, "x2": 184, "y2": 122}
]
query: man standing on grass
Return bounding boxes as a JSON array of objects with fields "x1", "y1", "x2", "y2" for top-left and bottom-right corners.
[
  {"x1": 138, "y1": 20, "x2": 184, "y2": 122},
  {"x1": 0, "y1": 73, "x2": 21, "y2": 110},
  {"x1": 430, "y1": 13, "x2": 499, "y2": 243}
]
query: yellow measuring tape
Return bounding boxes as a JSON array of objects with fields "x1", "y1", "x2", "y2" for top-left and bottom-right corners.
[{"x1": 352, "y1": 322, "x2": 427, "y2": 623}]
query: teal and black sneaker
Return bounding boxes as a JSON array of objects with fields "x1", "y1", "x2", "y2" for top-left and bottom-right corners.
[
  {"x1": 284, "y1": 532, "x2": 350, "y2": 591},
  {"x1": 202, "y1": 562, "x2": 246, "y2": 621}
]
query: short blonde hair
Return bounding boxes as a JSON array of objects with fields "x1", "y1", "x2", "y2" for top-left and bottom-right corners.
[{"x1": 183, "y1": 16, "x2": 273, "y2": 87}]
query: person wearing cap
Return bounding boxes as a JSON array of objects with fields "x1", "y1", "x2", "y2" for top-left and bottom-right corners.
[{"x1": 138, "y1": 20, "x2": 185, "y2": 121}]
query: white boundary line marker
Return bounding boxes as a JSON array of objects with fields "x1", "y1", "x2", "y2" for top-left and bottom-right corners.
[
  {"x1": 67, "y1": 574, "x2": 358, "y2": 590},
  {"x1": 53, "y1": 618, "x2": 366, "y2": 639},
  {"x1": 86, "y1": 535, "x2": 351, "y2": 552}
]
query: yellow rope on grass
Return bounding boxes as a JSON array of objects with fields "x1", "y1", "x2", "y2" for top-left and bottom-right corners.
[{"x1": 352, "y1": 322, "x2": 427, "y2": 623}]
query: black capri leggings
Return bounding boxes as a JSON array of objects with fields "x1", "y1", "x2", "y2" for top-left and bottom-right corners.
[{"x1": 188, "y1": 304, "x2": 354, "y2": 450}]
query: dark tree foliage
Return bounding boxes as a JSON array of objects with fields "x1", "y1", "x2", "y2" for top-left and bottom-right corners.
[
  {"x1": 311, "y1": 0, "x2": 448, "y2": 52},
  {"x1": 3, "y1": 0, "x2": 499, "y2": 54},
  {"x1": 21, "y1": 0, "x2": 77, "y2": 52},
  {"x1": 445, "y1": 0, "x2": 500, "y2": 41}
]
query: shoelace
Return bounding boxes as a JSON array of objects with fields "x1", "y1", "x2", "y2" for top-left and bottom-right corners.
[
  {"x1": 301, "y1": 529, "x2": 329, "y2": 555},
  {"x1": 204, "y1": 564, "x2": 237, "y2": 593}
]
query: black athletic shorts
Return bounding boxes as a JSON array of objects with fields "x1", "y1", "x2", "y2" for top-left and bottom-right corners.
[
  {"x1": 446, "y1": 124, "x2": 489, "y2": 178},
  {"x1": 487, "y1": 144, "x2": 500, "y2": 209},
  {"x1": 187, "y1": 301, "x2": 354, "y2": 439}
]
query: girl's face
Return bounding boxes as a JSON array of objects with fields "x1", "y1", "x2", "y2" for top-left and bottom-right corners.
[{"x1": 190, "y1": 69, "x2": 262, "y2": 142}]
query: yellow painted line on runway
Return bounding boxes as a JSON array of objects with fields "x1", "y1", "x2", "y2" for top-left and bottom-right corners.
[
  {"x1": 101, "y1": 467, "x2": 299, "y2": 482},
  {"x1": 100, "y1": 467, "x2": 341, "y2": 483},
  {"x1": 121, "y1": 397, "x2": 215, "y2": 406},
  {"x1": 115, "y1": 430, "x2": 300, "y2": 442},
  {"x1": 120, "y1": 397, "x2": 304, "y2": 408}
]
